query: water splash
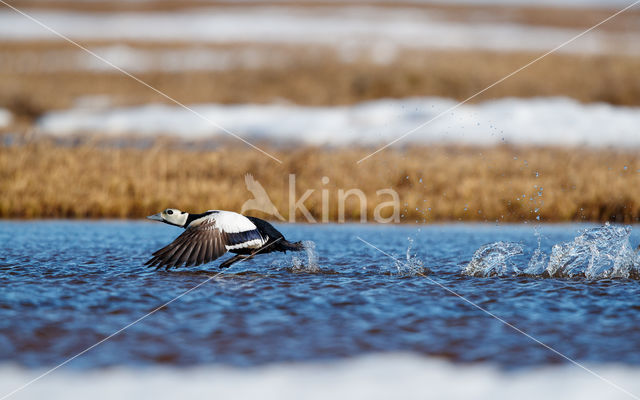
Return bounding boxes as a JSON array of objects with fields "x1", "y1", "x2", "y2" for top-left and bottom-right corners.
[
  {"x1": 290, "y1": 240, "x2": 320, "y2": 273},
  {"x1": 462, "y1": 242, "x2": 524, "y2": 277},
  {"x1": 392, "y1": 238, "x2": 431, "y2": 277},
  {"x1": 464, "y1": 223, "x2": 640, "y2": 279},
  {"x1": 546, "y1": 223, "x2": 639, "y2": 279},
  {"x1": 525, "y1": 226, "x2": 548, "y2": 275}
]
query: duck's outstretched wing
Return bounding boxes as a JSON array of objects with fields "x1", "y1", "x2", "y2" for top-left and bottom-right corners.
[{"x1": 145, "y1": 211, "x2": 265, "y2": 270}]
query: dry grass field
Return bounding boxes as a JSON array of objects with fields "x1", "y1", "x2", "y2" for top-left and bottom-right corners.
[
  {"x1": 2, "y1": 1, "x2": 639, "y2": 224},
  {"x1": 1, "y1": 141, "x2": 638, "y2": 223}
]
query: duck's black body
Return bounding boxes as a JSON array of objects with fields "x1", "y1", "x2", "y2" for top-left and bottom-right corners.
[
  {"x1": 145, "y1": 209, "x2": 303, "y2": 270},
  {"x1": 237, "y1": 216, "x2": 300, "y2": 254}
]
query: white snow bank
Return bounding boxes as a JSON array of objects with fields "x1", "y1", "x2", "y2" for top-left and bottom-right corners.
[
  {"x1": 417, "y1": 0, "x2": 636, "y2": 7},
  {"x1": 0, "y1": 108, "x2": 12, "y2": 128},
  {"x1": 1, "y1": 354, "x2": 639, "y2": 400},
  {"x1": 16, "y1": 0, "x2": 636, "y2": 9},
  {"x1": 0, "y1": 8, "x2": 638, "y2": 56},
  {"x1": 37, "y1": 97, "x2": 640, "y2": 147},
  {"x1": 12, "y1": 0, "x2": 636, "y2": 9}
]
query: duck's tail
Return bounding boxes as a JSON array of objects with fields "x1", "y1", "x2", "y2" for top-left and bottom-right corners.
[{"x1": 279, "y1": 240, "x2": 305, "y2": 252}]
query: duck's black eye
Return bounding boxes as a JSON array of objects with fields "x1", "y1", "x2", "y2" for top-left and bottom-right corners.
[{"x1": 167, "y1": 210, "x2": 173, "y2": 215}]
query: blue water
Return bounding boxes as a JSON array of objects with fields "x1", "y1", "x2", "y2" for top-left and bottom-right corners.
[{"x1": 1, "y1": 222, "x2": 640, "y2": 370}]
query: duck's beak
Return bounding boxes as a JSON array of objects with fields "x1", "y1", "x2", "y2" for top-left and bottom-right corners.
[{"x1": 146, "y1": 213, "x2": 164, "y2": 222}]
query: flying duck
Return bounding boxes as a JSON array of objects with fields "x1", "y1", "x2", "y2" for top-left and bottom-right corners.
[{"x1": 146, "y1": 209, "x2": 304, "y2": 270}]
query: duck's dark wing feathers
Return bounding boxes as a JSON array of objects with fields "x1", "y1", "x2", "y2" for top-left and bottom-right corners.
[
  {"x1": 145, "y1": 226, "x2": 226, "y2": 269},
  {"x1": 145, "y1": 216, "x2": 263, "y2": 270}
]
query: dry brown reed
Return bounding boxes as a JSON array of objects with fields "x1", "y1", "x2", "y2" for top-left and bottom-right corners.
[{"x1": 1, "y1": 141, "x2": 638, "y2": 223}]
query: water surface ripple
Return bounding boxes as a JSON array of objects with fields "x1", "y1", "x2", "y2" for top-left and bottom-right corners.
[{"x1": 1, "y1": 222, "x2": 639, "y2": 369}]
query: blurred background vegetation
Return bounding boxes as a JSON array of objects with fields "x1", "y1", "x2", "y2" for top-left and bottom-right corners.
[{"x1": 1, "y1": 0, "x2": 639, "y2": 222}]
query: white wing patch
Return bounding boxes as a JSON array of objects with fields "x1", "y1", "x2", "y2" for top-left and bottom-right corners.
[
  {"x1": 206, "y1": 210, "x2": 258, "y2": 233},
  {"x1": 197, "y1": 210, "x2": 267, "y2": 250},
  {"x1": 225, "y1": 238, "x2": 265, "y2": 250}
]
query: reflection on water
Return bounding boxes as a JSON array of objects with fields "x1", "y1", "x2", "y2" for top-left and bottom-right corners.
[{"x1": 1, "y1": 221, "x2": 640, "y2": 369}]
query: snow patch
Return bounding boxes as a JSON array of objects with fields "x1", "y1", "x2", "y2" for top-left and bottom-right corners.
[
  {"x1": 1, "y1": 354, "x2": 639, "y2": 400},
  {"x1": 0, "y1": 108, "x2": 12, "y2": 128},
  {"x1": 36, "y1": 97, "x2": 640, "y2": 147},
  {"x1": 0, "y1": 8, "x2": 638, "y2": 56}
]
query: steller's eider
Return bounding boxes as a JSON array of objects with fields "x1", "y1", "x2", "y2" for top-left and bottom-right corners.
[{"x1": 146, "y1": 209, "x2": 304, "y2": 270}]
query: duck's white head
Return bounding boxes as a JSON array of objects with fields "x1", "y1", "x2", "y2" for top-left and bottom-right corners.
[{"x1": 147, "y1": 208, "x2": 188, "y2": 227}]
